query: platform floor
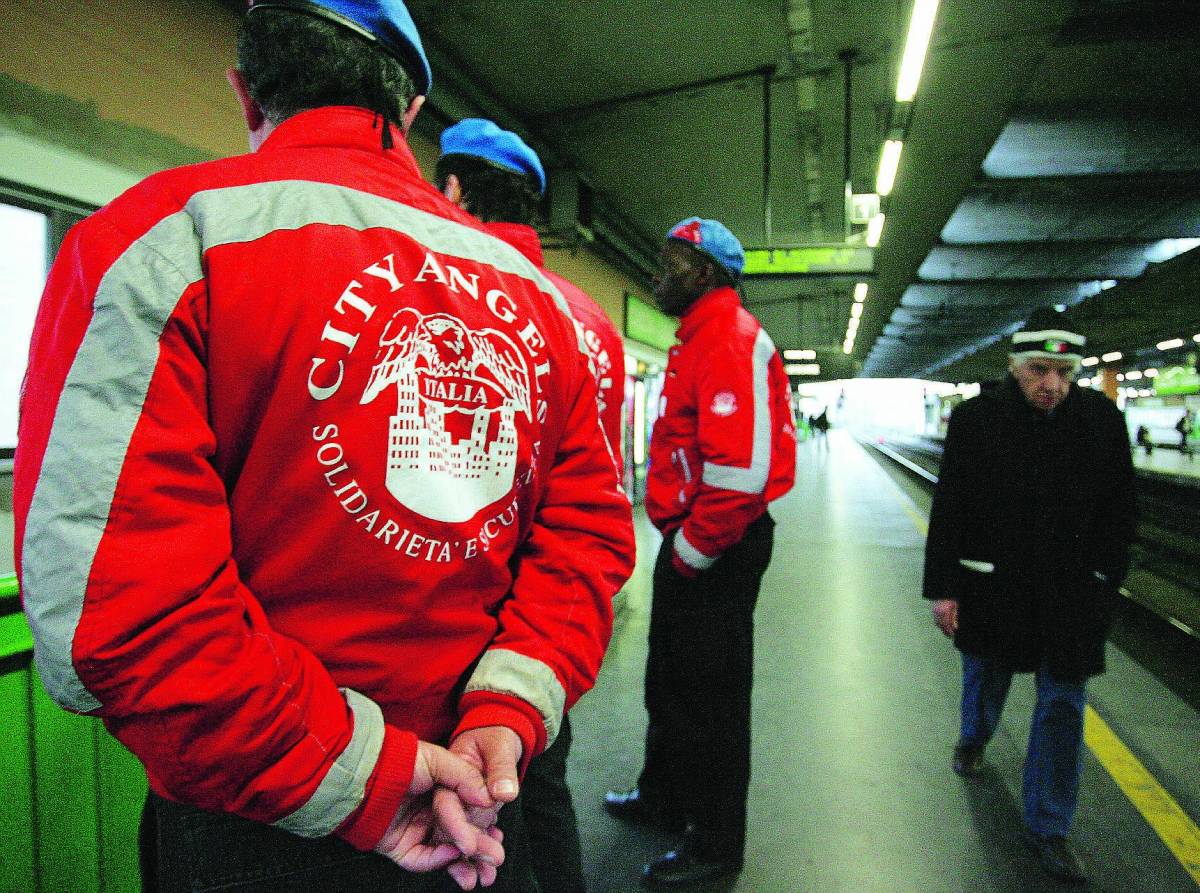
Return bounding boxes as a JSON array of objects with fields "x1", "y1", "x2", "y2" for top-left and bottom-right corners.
[
  {"x1": 1134, "y1": 444, "x2": 1200, "y2": 482},
  {"x1": 568, "y1": 430, "x2": 1200, "y2": 892}
]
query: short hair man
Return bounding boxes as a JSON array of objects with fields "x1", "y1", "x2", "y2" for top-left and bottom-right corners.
[
  {"x1": 13, "y1": 3, "x2": 634, "y2": 891},
  {"x1": 924, "y1": 310, "x2": 1136, "y2": 884},
  {"x1": 604, "y1": 219, "x2": 796, "y2": 888},
  {"x1": 435, "y1": 117, "x2": 627, "y2": 893}
]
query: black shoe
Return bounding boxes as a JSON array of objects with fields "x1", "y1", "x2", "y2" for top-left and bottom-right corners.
[
  {"x1": 1025, "y1": 832, "x2": 1087, "y2": 884},
  {"x1": 952, "y1": 741, "x2": 985, "y2": 777},
  {"x1": 603, "y1": 788, "x2": 686, "y2": 832},
  {"x1": 642, "y1": 844, "x2": 742, "y2": 889}
]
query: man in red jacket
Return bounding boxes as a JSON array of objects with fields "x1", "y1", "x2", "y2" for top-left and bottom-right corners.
[
  {"x1": 605, "y1": 218, "x2": 796, "y2": 888},
  {"x1": 436, "y1": 116, "x2": 627, "y2": 893},
  {"x1": 13, "y1": 3, "x2": 633, "y2": 891}
]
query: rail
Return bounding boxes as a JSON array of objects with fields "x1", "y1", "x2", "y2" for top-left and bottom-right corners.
[{"x1": 861, "y1": 439, "x2": 938, "y2": 484}]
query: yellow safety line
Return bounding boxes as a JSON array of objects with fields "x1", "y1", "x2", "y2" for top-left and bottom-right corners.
[
  {"x1": 1084, "y1": 708, "x2": 1200, "y2": 885},
  {"x1": 884, "y1": 464, "x2": 1200, "y2": 886},
  {"x1": 902, "y1": 505, "x2": 929, "y2": 536}
]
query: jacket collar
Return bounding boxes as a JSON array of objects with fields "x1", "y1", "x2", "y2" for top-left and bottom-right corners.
[
  {"x1": 481, "y1": 222, "x2": 544, "y2": 268},
  {"x1": 677, "y1": 287, "x2": 741, "y2": 343},
  {"x1": 259, "y1": 106, "x2": 423, "y2": 177}
]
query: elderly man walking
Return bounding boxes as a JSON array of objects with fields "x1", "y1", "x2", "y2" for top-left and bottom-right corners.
[{"x1": 924, "y1": 309, "x2": 1136, "y2": 884}]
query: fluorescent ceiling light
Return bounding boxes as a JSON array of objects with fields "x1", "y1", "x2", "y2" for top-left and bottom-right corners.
[
  {"x1": 1193, "y1": 334, "x2": 1200, "y2": 343},
  {"x1": 896, "y1": 0, "x2": 939, "y2": 102},
  {"x1": 1145, "y1": 238, "x2": 1200, "y2": 264},
  {"x1": 1125, "y1": 370, "x2": 1143, "y2": 381},
  {"x1": 784, "y1": 349, "x2": 817, "y2": 360},
  {"x1": 842, "y1": 341, "x2": 854, "y2": 355},
  {"x1": 1081, "y1": 356, "x2": 1099, "y2": 367},
  {"x1": 1157, "y1": 338, "x2": 1184, "y2": 351},
  {"x1": 785, "y1": 363, "x2": 821, "y2": 376},
  {"x1": 1116, "y1": 373, "x2": 1125, "y2": 382},
  {"x1": 1145, "y1": 368, "x2": 1158, "y2": 377},
  {"x1": 847, "y1": 316, "x2": 860, "y2": 332},
  {"x1": 876, "y1": 140, "x2": 904, "y2": 196},
  {"x1": 1078, "y1": 378, "x2": 1091, "y2": 388},
  {"x1": 854, "y1": 282, "x2": 868, "y2": 302},
  {"x1": 866, "y1": 213, "x2": 885, "y2": 248},
  {"x1": 1101, "y1": 351, "x2": 1123, "y2": 363},
  {"x1": 850, "y1": 302, "x2": 863, "y2": 319}
]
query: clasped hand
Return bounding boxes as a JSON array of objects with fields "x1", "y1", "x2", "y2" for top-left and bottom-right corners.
[{"x1": 375, "y1": 726, "x2": 524, "y2": 890}]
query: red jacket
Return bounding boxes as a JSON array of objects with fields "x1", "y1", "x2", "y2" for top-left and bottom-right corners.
[
  {"x1": 645, "y1": 287, "x2": 795, "y2": 569},
  {"x1": 481, "y1": 222, "x2": 625, "y2": 471},
  {"x1": 13, "y1": 107, "x2": 633, "y2": 851}
]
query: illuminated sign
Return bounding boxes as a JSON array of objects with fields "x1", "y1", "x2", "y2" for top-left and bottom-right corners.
[
  {"x1": 1154, "y1": 364, "x2": 1200, "y2": 396},
  {"x1": 743, "y1": 246, "x2": 874, "y2": 276}
]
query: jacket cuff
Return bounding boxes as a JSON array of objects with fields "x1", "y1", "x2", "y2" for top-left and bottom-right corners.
[
  {"x1": 334, "y1": 725, "x2": 418, "y2": 851},
  {"x1": 674, "y1": 528, "x2": 719, "y2": 573},
  {"x1": 671, "y1": 549, "x2": 698, "y2": 578},
  {"x1": 454, "y1": 691, "x2": 544, "y2": 776}
]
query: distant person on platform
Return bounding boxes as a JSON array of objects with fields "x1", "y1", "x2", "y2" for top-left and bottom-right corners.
[
  {"x1": 13, "y1": 2, "x2": 635, "y2": 891},
  {"x1": 1177, "y1": 409, "x2": 1195, "y2": 459},
  {"x1": 1136, "y1": 424, "x2": 1154, "y2": 456},
  {"x1": 812, "y1": 407, "x2": 831, "y2": 441},
  {"x1": 604, "y1": 218, "x2": 796, "y2": 888},
  {"x1": 923, "y1": 309, "x2": 1136, "y2": 884},
  {"x1": 436, "y1": 117, "x2": 627, "y2": 893}
]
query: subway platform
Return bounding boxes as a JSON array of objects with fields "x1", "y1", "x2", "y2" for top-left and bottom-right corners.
[
  {"x1": 1133, "y1": 445, "x2": 1200, "y2": 485},
  {"x1": 567, "y1": 430, "x2": 1200, "y2": 892}
]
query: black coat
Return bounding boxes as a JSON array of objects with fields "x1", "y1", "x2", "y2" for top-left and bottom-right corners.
[{"x1": 923, "y1": 376, "x2": 1137, "y2": 680}]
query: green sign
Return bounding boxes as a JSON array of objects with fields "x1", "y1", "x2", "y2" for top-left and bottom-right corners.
[
  {"x1": 624, "y1": 293, "x2": 677, "y2": 352},
  {"x1": 743, "y1": 246, "x2": 874, "y2": 276},
  {"x1": 1154, "y1": 364, "x2": 1200, "y2": 396}
]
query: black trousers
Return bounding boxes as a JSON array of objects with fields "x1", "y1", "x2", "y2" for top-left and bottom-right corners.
[
  {"x1": 141, "y1": 788, "x2": 537, "y2": 892},
  {"x1": 522, "y1": 713, "x2": 584, "y2": 893},
  {"x1": 637, "y1": 513, "x2": 775, "y2": 862}
]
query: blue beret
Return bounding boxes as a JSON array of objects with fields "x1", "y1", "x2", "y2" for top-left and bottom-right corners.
[
  {"x1": 249, "y1": 0, "x2": 432, "y2": 96},
  {"x1": 439, "y1": 118, "x2": 546, "y2": 195},
  {"x1": 667, "y1": 217, "x2": 745, "y2": 282}
]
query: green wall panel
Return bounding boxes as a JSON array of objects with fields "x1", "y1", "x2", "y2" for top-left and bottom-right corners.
[
  {"x1": 0, "y1": 667, "x2": 36, "y2": 893},
  {"x1": 31, "y1": 677, "x2": 101, "y2": 893},
  {"x1": 3, "y1": 575, "x2": 148, "y2": 892},
  {"x1": 96, "y1": 729, "x2": 147, "y2": 893}
]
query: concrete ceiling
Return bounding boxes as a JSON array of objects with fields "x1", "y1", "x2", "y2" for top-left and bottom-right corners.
[{"x1": 228, "y1": 0, "x2": 1200, "y2": 382}]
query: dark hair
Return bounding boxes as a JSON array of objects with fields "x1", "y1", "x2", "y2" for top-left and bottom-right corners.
[
  {"x1": 435, "y1": 155, "x2": 542, "y2": 225},
  {"x1": 237, "y1": 9, "x2": 416, "y2": 129}
]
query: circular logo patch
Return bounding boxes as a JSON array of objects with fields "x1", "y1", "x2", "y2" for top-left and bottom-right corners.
[{"x1": 710, "y1": 391, "x2": 738, "y2": 416}]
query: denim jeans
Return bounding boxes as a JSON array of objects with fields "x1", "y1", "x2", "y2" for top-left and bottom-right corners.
[
  {"x1": 142, "y1": 790, "x2": 538, "y2": 892},
  {"x1": 960, "y1": 652, "x2": 1087, "y2": 837}
]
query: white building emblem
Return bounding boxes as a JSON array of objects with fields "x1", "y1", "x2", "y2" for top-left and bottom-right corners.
[{"x1": 361, "y1": 309, "x2": 532, "y2": 522}]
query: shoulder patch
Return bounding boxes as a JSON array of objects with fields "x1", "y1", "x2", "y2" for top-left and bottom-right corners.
[{"x1": 710, "y1": 391, "x2": 738, "y2": 417}]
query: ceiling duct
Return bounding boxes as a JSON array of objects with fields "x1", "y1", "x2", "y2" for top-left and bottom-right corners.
[{"x1": 785, "y1": 0, "x2": 824, "y2": 240}]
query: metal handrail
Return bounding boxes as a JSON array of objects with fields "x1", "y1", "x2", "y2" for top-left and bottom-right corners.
[{"x1": 0, "y1": 573, "x2": 17, "y2": 599}]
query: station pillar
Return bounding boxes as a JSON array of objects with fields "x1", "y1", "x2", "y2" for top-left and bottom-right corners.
[{"x1": 1099, "y1": 366, "x2": 1119, "y2": 401}]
